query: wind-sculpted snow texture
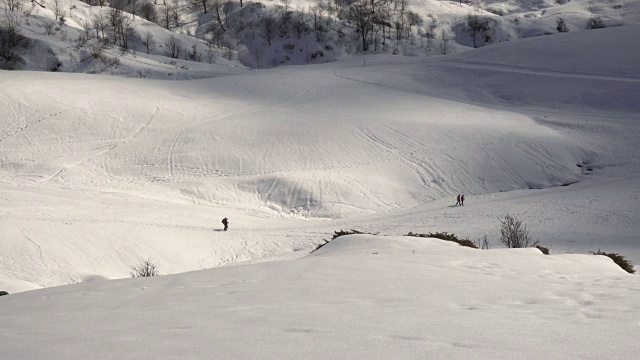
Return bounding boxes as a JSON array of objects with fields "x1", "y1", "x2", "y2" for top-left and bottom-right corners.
[
  {"x1": 0, "y1": 25, "x2": 639, "y2": 294},
  {"x1": 1, "y1": 235, "x2": 639, "y2": 359}
]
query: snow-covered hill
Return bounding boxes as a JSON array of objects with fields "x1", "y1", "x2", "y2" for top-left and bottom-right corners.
[
  {"x1": 0, "y1": 23, "x2": 638, "y2": 294},
  {"x1": 1, "y1": 234, "x2": 639, "y2": 359},
  {"x1": 2, "y1": 0, "x2": 632, "y2": 72},
  {"x1": 2, "y1": 0, "x2": 246, "y2": 76},
  {"x1": 182, "y1": 0, "x2": 629, "y2": 68}
]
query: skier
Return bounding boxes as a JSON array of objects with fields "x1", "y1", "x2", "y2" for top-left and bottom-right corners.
[
  {"x1": 222, "y1": 217, "x2": 229, "y2": 231},
  {"x1": 456, "y1": 194, "x2": 461, "y2": 206},
  {"x1": 461, "y1": 195, "x2": 465, "y2": 206}
]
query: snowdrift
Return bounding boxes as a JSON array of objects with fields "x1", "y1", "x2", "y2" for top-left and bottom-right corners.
[{"x1": 1, "y1": 234, "x2": 639, "y2": 359}]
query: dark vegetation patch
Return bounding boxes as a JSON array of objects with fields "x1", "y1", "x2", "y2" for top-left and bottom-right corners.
[
  {"x1": 590, "y1": 250, "x2": 636, "y2": 274},
  {"x1": 310, "y1": 229, "x2": 379, "y2": 253},
  {"x1": 536, "y1": 245, "x2": 550, "y2": 255},
  {"x1": 405, "y1": 232, "x2": 478, "y2": 249},
  {"x1": 560, "y1": 181, "x2": 579, "y2": 187}
]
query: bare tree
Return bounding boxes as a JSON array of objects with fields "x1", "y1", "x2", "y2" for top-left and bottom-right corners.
[
  {"x1": 231, "y1": 18, "x2": 244, "y2": 45},
  {"x1": 3, "y1": 0, "x2": 25, "y2": 12},
  {"x1": 0, "y1": 10, "x2": 28, "y2": 69},
  {"x1": 92, "y1": 12, "x2": 108, "y2": 40},
  {"x1": 466, "y1": 10, "x2": 491, "y2": 48},
  {"x1": 209, "y1": 23, "x2": 225, "y2": 47},
  {"x1": 107, "y1": 7, "x2": 135, "y2": 49},
  {"x1": 291, "y1": 10, "x2": 307, "y2": 40},
  {"x1": 206, "y1": 41, "x2": 215, "y2": 63},
  {"x1": 53, "y1": 0, "x2": 64, "y2": 21},
  {"x1": 309, "y1": 3, "x2": 320, "y2": 33},
  {"x1": 211, "y1": 0, "x2": 233, "y2": 31},
  {"x1": 165, "y1": 34, "x2": 181, "y2": 58},
  {"x1": 439, "y1": 27, "x2": 450, "y2": 54},
  {"x1": 499, "y1": 215, "x2": 539, "y2": 248},
  {"x1": 139, "y1": 1, "x2": 158, "y2": 23},
  {"x1": 192, "y1": 0, "x2": 209, "y2": 14},
  {"x1": 82, "y1": 19, "x2": 91, "y2": 38},
  {"x1": 127, "y1": 1, "x2": 140, "y2": 20},
  {"x1": 254, "y1": 49, "x2": 261, "y2": 68},
  {"x1": 260, "y1": 15, "x2": 277, "y2": 46},
  {"x1": 162, "y1": 0, "x2": 178, "y2": 29},
  {"x1": 425, "y1": 15, "x2": 437, "y2": 50},
  {"x1": 347, "y1": 0, "x2": 374, "y2": 51},
  {"x1": 281, "y1": 0, "x2": 290, "y2": 16},
  {"x1": 405, "y1": 10, "x2": 421, "y2": 40},
  {"x1": 374, "y1": 2, "x2": 391, "y2": 46},
  {"x1": 143, "y1": 31, "x2": 155, "y2": 53}
]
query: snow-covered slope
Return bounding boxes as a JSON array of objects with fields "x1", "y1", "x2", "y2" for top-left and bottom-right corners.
[
  {"x1": 182, "y1": 0, "x2": 630, "y2": 67},
  {"x1": 4, "y1": 0, "x2": 632, "y2": 72},
  {"x1": 4, "y1": 0, "x2": 246, "y2": 77},
  {"x1": 1, "y1": 234, "x2": 639, "y2": 359},
  {"x1": 0, "y1": 24, "x2": 639, "y2": 293}
]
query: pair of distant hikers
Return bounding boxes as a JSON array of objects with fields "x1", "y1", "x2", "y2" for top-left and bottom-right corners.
[{"x1": 456, "y1": 194, "x2": 465, "y2": 206}]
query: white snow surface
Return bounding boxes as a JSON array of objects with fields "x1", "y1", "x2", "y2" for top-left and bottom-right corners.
[
  {"x1": 0, "y1": 13, "x2": 639, "y2": 360},
  {"x1": 1, "y1": 23, "x2": 640, "y2": 294},
  {"x1": 1, "y1": 234, "x2": 639, "y2": 359}
]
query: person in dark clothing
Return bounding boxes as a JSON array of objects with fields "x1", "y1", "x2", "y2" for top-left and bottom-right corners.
[
  {"x1": 461, "y1": 195, "x2": 465, "y2": 206},
  {"x1": 222, "y1": 217, "x2": 229, "y2": 231},
  {"x1": 456, "y1": 194, "x2": 461, "y2": 206}
]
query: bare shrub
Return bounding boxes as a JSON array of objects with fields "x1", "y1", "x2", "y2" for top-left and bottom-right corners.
[
  {"x1": 130, "y1": 258, "x2": 161, "y2": 277},
  {"x1": 586, "y1": 16, "x2": 605, "y2": 30},
  {"x1": 43, "y1": 20, "x2": 56, "y2": 35},
  {"x1": 499, "y1": 215, "x2": 538, "y2": 248},
  {"x1": 556, "y1": 17, "x2": 569, "y2": 33},
  {"x1": 165, "y1": 35, "x2": 181, "y2": 58},
  {"x1": 90, "y1": 44, "x2": 103, "y2": 58}
]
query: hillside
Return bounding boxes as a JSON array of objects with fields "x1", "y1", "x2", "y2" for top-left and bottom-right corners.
[
  {"x1": 1, "y1": 0, "x2": 246, "y2": 77},
  {"x1": 1, "y1": 234, "x2": 639, "y2": 359},
  {"x1": 1, "y1": 0, "x2": 631, "y2": 72}
]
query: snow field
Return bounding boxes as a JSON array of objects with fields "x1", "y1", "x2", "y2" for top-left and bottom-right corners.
[
  {"x1": 1, "y1": 234, "x2": 639, "y2": 359},
  {"x1": 0, "y1": 12, "x2": 639, "y2": 360},
  {"x1": 0, "y1": 24, "x2": 639, "y2": 296}
]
